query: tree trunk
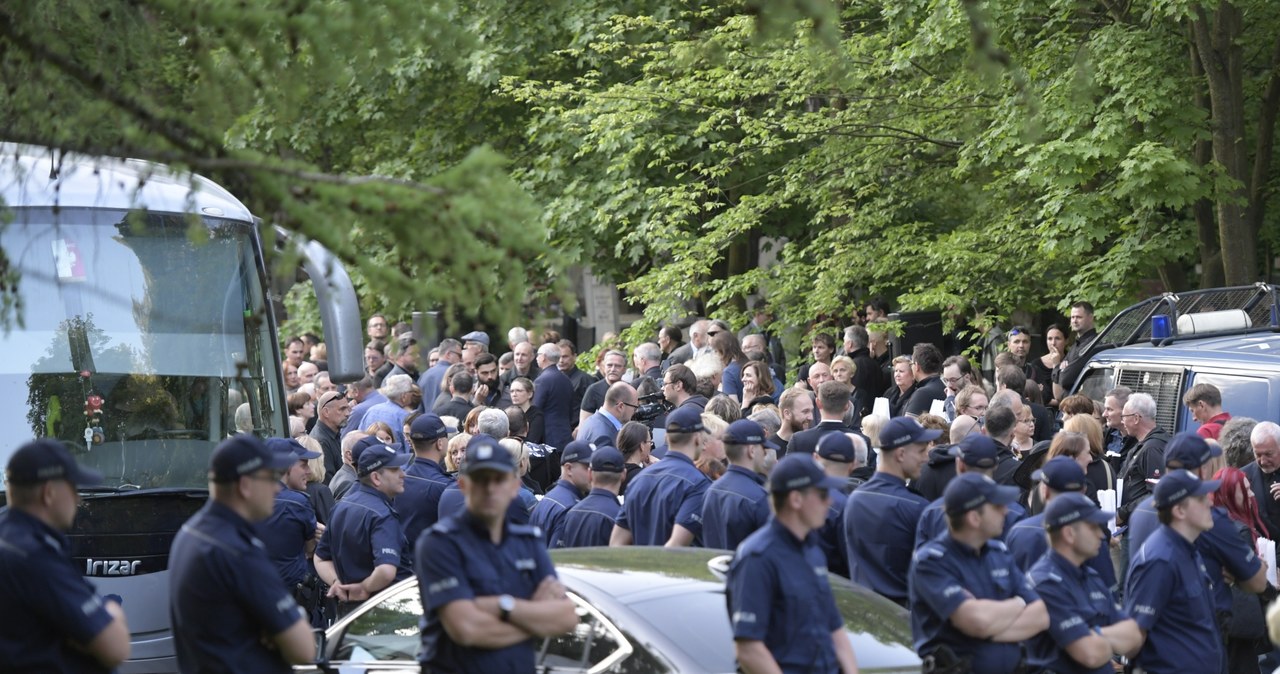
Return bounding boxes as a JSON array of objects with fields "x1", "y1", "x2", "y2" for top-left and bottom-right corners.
[
  {"x1": 1188, "y1": 29, "x2": 1223, "y2": 287},
  {"x1": 1246, "y1": 35, "x2": 1280, "y2": 243}
]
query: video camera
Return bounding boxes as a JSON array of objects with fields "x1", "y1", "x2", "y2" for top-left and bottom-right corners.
[{"x1": 632, "y1": 390, "x2": 671, "y2": 424}]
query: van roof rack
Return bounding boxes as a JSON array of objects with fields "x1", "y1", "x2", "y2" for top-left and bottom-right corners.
[{"x1": 1095, "y1": 283, "x2": 1280, "y2": 349}]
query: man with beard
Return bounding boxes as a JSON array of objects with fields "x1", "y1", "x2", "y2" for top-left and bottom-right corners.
[{"x1": 772, "y1": 387, "x2": 813, "y2": 457}]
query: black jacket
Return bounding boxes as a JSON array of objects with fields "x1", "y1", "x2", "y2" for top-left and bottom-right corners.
[
  {"x1": 903, "y1": 375, "x2": 947, "y2": 417},
  {"x1": 915, "y1": 444, "x2": 958, "y2": 502},
  {"x1": 1117, "y1": 426, "x2": 1171, "y2": 524}
]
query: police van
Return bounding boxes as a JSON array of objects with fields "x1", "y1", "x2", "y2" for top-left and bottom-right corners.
[{"x1": 1068, "y1": 284, "x2": 1280, "y2": 433}]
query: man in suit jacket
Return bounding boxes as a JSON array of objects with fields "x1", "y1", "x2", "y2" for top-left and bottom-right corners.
[
  {"x1": 1244, "y1": 421, "x2": 1280, "y2": 538},
  {"x1": 787, "y1": 381, "x2": 858, "y2": 457},
  {"x1": 533, "y1": 343, "x2": 576, "y2": 451}
]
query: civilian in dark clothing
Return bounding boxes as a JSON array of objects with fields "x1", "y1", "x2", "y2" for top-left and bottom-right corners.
[
  {"x1": 1241, "y1": 421, "x2": 1280, "y2": 538},
  {"x1": 1116, "y1": 393, "x2": 1171, "y2": 526},
  {"x1": 902, "y1": 343, "x2": 946, "y2": 417},
  {"x1": 1053, "y1": 301, "x2": 1099, "y2": 401},
  {"x1": 996, "y1": 365, "x2": 1055, "y2": 444},
  {"x1": 842, "y1": 325, "x2": 884, "y2": 417},
  {"x1": 433, "y1": 371, "x2": 475, "y2": 421}
]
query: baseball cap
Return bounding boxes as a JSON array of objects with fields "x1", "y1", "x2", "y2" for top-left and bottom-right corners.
[
  {"x1": 1163, "y1": 432, "x2": 1222, "y2": 470},
  {"x1": 209, "y1": 434, "x2": 297, "y2": 482},
  {"x1": 590, "y1": 446, "x2": 626, "y2": 473},
  {"x1": 409, "y1": 413, "x2": 448, "y2": 441},
  {"x1": 357, "y1": 444, "x2": 411, "y2": 477},
  {"x1": 943, "y1": 473, "x2": 1020, "y2": 516},
  {"x1": 464, "y1": 434, "x2": 516, "y2": 475},
  {"x1": 1031, "y1": 456, "x2": 1087, "y2": 493},
  {"x1": 768, "y1": 454, "x2": 846, "y2": 494},
  {"x1": 351, "y1": 435, "x2": 385, "y2": 466},
  {"x1": 1153, "y1": 469, "x2": 1221, "y2": 509},
  {"x1": 947, "y1": 434, "x2": 999, "y2": 469},
  {"x1": 461, "y1": 331, "x2": 490, "y2": 348},
  {"x1": 1043, "y1": 492, "x2": 1113, "y2": 530},
  {"x1": 666, "y1": 406, "x2": 705, "y2": 434},
  {"x1": 5, "y1": 439, "x2": 103, "y2": 486},
  {"x1": 880, "y1": 416, "x2": 942, "y2": 451},
  {"x1": 561, "y1": 440, "x2": 595, "y2": 465},
  {"x1": 723, "y1": 419, "x2": 779, "y2": 449},
  {"x1": 817, "y1": 433, "x2": 855, "y2": 463},
  {"x1": 266, "y1": 437, "x2": 321, "y2": 461}
]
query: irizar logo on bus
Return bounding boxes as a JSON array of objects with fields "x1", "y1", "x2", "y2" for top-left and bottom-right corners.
[{"x1": 85, "y1": 559, "x2": 142, "y2": 576}]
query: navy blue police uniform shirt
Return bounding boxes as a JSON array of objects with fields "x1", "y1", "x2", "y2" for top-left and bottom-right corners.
[
  {"x1": 255, "y1": 483, "x2": 317, "y2": 587},
  {"x1": 415, "y1": 511, "x2": 558, "y2": 673},
  {"x1": 701, "y1": 465, "x2": 770, "y2": 551},
  {"x1": 819, "y1": 487, "x2": 850, "y2": 577},
  {"x1": 1124, "y1": 525, "x2": 1222, "y2": 674},
  {"x1": 915, "y1": 497, "x2": 1025, "y2": 550},
  {"x1": 1028, "y1": 550, "x2": 1128, "y2": 674},
  {"x1": 1127, "y1": 497, "x2": 1260, "y2": 615},
  {"x1": 0, "y1": 508, "x2": 116, "y2": 673},
  {"x1": 398, "y1": 457, "x2": 455, "y2": 547},
  {"x1": 1005, "y1": 513, "x2": 1116, "y2": 587},
  {"x1": 727, "y1": 518, "x2": 845, "y2": 674},
  {"x1": 843, "y1": 472, "x2": 928, "y2": 604},
  {"x1": 169, "y1": 501, "x2": 306, "y2": 674},
  {"x1": 316, "y1": 483, "x2": 412, "y2": 585},
  {"x1": 437, "y1": 481, "x2": 531, "y2": 525},
  {"x1": 552, "y1": 488, "x2": 621, "y2": 548},
  {"x1": 614, "y1": 451, "x2": 711, "y2": 546},
  {"x1": 909, "y1": 532, "x2": 1041, "y2": 673},
  {"x1": 530, "y1": 478, "x2": 582, "y2": 547}
]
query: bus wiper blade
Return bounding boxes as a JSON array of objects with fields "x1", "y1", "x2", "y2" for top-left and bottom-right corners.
[{"x1": 82, "y1": 487, "x2": 209, "y2": 498}]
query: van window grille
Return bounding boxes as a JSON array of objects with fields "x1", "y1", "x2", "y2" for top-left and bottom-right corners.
[{"x1": 1116, "y1": 369, "x2": 1184, "y2": 433}]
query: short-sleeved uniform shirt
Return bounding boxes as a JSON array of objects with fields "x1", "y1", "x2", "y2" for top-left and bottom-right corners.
[
  {"x1": 701, "y1": 465, "x2": 770, "y2": 551},
  {"x1": 844, "y1": 472, "x2": 928, "y2": 604},
  {"x1": 1124, "y1": 525, "x2": 1222, "y2": 674},
  {"x1": 915, "y1": 497, "x2": 1024, "y2": 550},
  {"x1": 1006, "y1": 513, "x2": 1115, "y2": 587},
  {"x1": 909, "y1": 532, "x2": 1040, "y2": 673},
  {"x1": 437, "y1": 482, "x2": 530, "y2": 525},
  {"x1": 552, "y1": 488, "x2": 621, "y2": 548},
  {"x1": 316, "y1": 484, "x2": 411, "y2": 585},
  {"x1": 255, "y1": 484, "x2": 317, "y2": 587},
  {"x1": 169, "y1": 501, "x2": 305, "y2": 673},
  {"x1": 398, "y1": 457, "x2": 455, "y2": 548},
  {"x1": 530, "y1": 479, "x2": 582, "y2": 547},
  {"x1": 415, "y1": 511, "x2": 557, "y2": 673},
  {"x1": 0, "y1": 508, "x2": 115, "y2": 673},
  {"x1": 819, "y1": 488, "x2": 850, "y2": 577},
  {"x1": 615, "y1": 451, "x2": 711, "y2": 546},
  {"x1": 727, "y1": 518, "x2": 844, "y2": 674},
  {"x1": 1028, "y1": 549, "x2": 1128, "y2": 674}
]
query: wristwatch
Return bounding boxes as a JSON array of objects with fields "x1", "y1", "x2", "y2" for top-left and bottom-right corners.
[{"x1": 498, "y1": 594, "x2": 516, "y2": 622}]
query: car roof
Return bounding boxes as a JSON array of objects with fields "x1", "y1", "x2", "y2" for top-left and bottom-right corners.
[
  {"x1": 1091, "y1": 332, "x2": 1280, "y2": 369},
  {"x1": 551, "y1": 546, "x2": 726, "y2": 602}
]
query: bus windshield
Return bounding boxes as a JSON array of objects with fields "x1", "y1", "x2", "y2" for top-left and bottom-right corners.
[{"x1": 0, "y1": 207, "x2": 282, "y2": 491}]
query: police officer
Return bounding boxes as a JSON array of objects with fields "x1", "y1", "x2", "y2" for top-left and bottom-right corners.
[
  {"x1": 169, "y1": 434, "x2": 315, "y2": 672},
  {"x1": 726, "y1": 453, "x2": 859, "y2": 673},
  {"x1": 844, "y1": 416, "x2": 937, "y2": 605},
  {"x1": 1027, "y1": 493, "x2": 1142, "y2": 674},
  {"x1": 551, "y1": 445, "x2": 626, "y2": 548},
  {"x1": 701, "y1": 418, "x2": 774, "y2": 550},
  {"x1": 815, "y1": 432, "x2": 859, "y2": 577},
  {"x1": 0, "y1": 440, "x2": 131, "y2": 673},
  {"x1": 530, "y1": 439, "x2": 593, "y2": 546},
  {"x1": 1005, "y1": 456, "x2": 1115, "y2": 585},
  {"x1": 398, "y1": 413, "x2": 456, "y2": 546},
  {"x1": 909, "y1": 472, "x2": 1048, "y2": 673},
  {"x1": 315, "y1": 441, "x2": 412, "y2": 617},
  {"x1": 611, "y1": 406, "x2": 712, "y2": 547},
  {"x1": 414, "y1": 434, "x2": 578, "y2": 672},
  {"x1": 914, "y1": 434, "x2": 1025, "y2": 549},
  {"x1": 437, "y1": 433, "x2": 532, "y2": 524},
  {"x1": 255, "y1": 438, "x2": 325, "y2": 624},
  {"x1": 1125, "y1": 469, "x2": 1225, "y2": 673}
]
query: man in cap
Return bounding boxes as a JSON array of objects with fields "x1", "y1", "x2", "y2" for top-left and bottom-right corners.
[
  {"x1": 255, "y1": 438, "x2": 325, "y2": 620},
  {"x1": 843, "y1": 416, "x2": 937, "y2": 605},
  {"x1": 314, "y1": 441, "x2": 412, "y2": 617},
  {"x1": 815, "y1": 432, "x2": 864, "y2": 577},
  {"x1": 909, "y1": 473, "x2": 1048, "y2": 673},
  {"x1": 1006, "y1": 456, "x2": 1114, "y2": 584},
  {"x1": 1124, "y1": 470, "x2": 1225, "y2": 673},
  {"x1": 914, "y1": 434, "x2": 1026, "y2": 549},
  {"x1": 1027, "y1": 493, "x2": 1142, "y2": 674},
  {"x1": 0, "y1": 440, "x2": 131, "y2": 672},
  {"x1": 530, "y1": 440, "x2": 594, "y2": 547},
  {"x1": 398, "y1": 413, "x2": 456, "y2": 546},
  {"x1": 552, "y1": 446, "x2": 626, "y2": 548},
  {"x1": 611, "y1": 406, "x2": 713, "y2": 547},
  {"x1": 461, "y1": 330, "x2": 490, "y2": 357},
  {"x1": 415, "y1": 435, "x2": 577, "y2": 673},
  {"x1": 169, "y1": 435, "x2": 314, "y2": 672},
  {"x1": 701, "y1": 418, "x2": 776, "y2": 550},
  {"x1": 726, "y1": 454, "x2": 860, "y2": 673}
]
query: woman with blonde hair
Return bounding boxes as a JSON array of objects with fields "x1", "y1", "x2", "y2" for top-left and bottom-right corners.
[
  {"x1": 297, "y1": 435, "x2": 334, "y2": 526},
  {"x1": 445, "y1": 432, "x2": 471, "y2": 474},
  {"x1": 500, "y1": 438, "x2": 539, "y2": 518},
  {"x1": 1063, "y1": 415, "x2": 1115, "y2": 505}
]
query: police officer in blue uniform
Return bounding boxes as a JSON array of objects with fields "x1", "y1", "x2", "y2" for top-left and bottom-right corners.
[
  {"x1": 1124, "y1": 470, "x2": 1226, "y2": 674},
  {"x1": 914, "y1": 434, "x2": 1025, "y2": 549},
  {"x1": 530, "y1": 439, "x2": 593, "y2": 546},
  {"x1": 1027, "y1": 493, "x2": 1142, "y2": 674},
  {"x1": 415, "y1": 434, "x2": 578, "y2": 673},
  {"x1": 169, "y1": 434, "x2": 315, "y2": 672},
  {"x1": 255, "y1": 438, "x2": 324, "y2": 623},
  {"x1": 611, "y1": 406, "x2": 712, "y2": 547},
  {"x1": 701, "y1": 418, "x2": 774, "y2": 550},
  {"x1": 909, "y1": 472, "x2": 1048, "y2": 673},
  {"x1": 1006, "y1": 456, "x2": 1115, "y2": 584},
  {"x1": 0, "y1": 439, "x2": 131, "y2": 673},
  {"x1": 437, "y1": 433, "x2": 532, "y2": 525},
  {"x1": 551, "y1": 445, "x2": 626, "y2": 548},
  {"x1": 815, "y1": 432, "x2": 858, "y2": 576},
  {"x1": 314, "y1": 442, "x2": 412, "y2": 618},
  {"x1": 844, "y1": 416, "x2": 937, "y2": 605},
  {"x1": 398, "y1": 413, "x2": 456, "y2": 546},
  {"x1": 726, "y1": 453, "x2": 860, "y2": 673}
]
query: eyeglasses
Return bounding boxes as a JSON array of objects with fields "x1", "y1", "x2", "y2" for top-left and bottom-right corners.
[
  {"x1": 620, "y1": 401, "x2": 640, "y2": 409},
  {"x1": 942, "y1": 376, "x2": 962, "y2": 386},
  {"x1": 1121, "y1": 413, "x2": 1142, "y2": 420}
]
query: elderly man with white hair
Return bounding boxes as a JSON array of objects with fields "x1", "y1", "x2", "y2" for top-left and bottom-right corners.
[
  {"x1": 359, "y1": 374, "x2": 417, "y2": 449},
  {"x1": 1244, "y1": 421, "x2": 1280, "y2": 539}
]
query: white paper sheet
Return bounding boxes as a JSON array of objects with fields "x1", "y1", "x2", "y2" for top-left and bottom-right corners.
[
  {"x1": 1258, "y1": 538, "x2": 1278, "y2": 588},
  {"x1": 929, "y1": 399, "x2": 947, "y2": 417},
  {"x1": 872, "y1": 397, "x2": 890, "y2": 419},
  {"x1": 1097, "y1": 489, "x2": 1118, "y2": 534}
]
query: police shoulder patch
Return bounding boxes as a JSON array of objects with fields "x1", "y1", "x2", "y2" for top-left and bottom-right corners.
[
  {"x1": 509, "y1": 523, "x2": 541, "y2": 538},
  {"x1": 987, "y1": 539, "x2": 1008, "y2": 552},
  {"x1": 431, "y1": 518, "x2": 459, "y2": 534}
]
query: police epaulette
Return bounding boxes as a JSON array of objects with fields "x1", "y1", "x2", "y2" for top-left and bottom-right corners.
[
  {"x1": 431, "y1": 518, "x2": 460, "y2": 534},
  {"x1": 510, "y1": 524, "x2": 541, "y2": 538},
  {"x1": 919, "y1": 545, "x2": 946, "y2": 559},
  {"x1": 987, "y1": 539, "x2": 1008, "y2": 552}
]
